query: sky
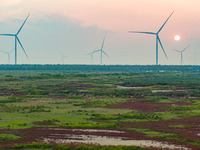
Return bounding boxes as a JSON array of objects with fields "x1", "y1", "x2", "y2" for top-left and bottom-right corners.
[{"x1": 0, "y1": 0, "x2": 199, "y2": 65}]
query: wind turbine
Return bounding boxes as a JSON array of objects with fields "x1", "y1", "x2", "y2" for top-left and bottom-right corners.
[
  {"x1": 61, "y1": 51, "x2": 67, "y2": 64},
  {"x1": 173, "y1": 45, "x2": 190, "y2": 65},
  {"x1": 85, "y1": 51, "x2": 95, "y2": 64},
  {"x1": 129, "y1": 11, "x2": 174, "y2": 65},
  {"x1": 0, "y1": 50, "x2": 14, "y2": 64},
  {"x1": 93, "y1": 37, "x2": 110, "y2": 65},
  {"x1": 0, "y1": 14, "x2": 30, "y2": 65}
]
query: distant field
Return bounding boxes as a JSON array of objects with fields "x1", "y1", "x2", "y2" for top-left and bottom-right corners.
[{"x1": 0, "y1": 70, "x2": 200, "y2": 149}]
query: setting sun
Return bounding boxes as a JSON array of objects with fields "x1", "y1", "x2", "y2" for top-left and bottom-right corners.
[{"x1": 174, "y1": 35, "x2": 181, "y2": 41}]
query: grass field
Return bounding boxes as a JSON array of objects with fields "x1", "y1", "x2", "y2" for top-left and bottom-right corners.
[{"x1": 0, "y1": 71, "x2": 200, "y2": 149}]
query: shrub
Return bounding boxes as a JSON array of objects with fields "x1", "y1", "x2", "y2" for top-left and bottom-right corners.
[
  {"x1": 0, "y1": 134, "x2": 21, "y2": 141},
  {"x1": 12, "y1": 143, "x2": 53, "y2": 149}
]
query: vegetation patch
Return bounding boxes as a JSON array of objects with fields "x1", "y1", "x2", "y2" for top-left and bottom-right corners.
[
  {"x1": 0, "y1": 71, "x2": 200, "y2": 149},
  {"x1": 166, "y1": 104, "x2": 200, "y2": 111},
  {"x1": 6, "y1": 143, "x2": 148, "y2": 150},
  {"x1": 131, "y1": 128, "x2": 178, "y2": 139},
  {"x1": 73, "y1": 98, "x2": 127, "y2": 108},
  {"x1": 60, "y1": 122, "x2": 117, "y2": 128},
  {"x1": 169, "y1": 124, "x2": 193, "y2": 128},
  {"x1": 89, "y1": 111, "x2": 162, "y2": 121},
  {"x1": 0, "y1": 134, "x2": 21, "y2": 142},
  {"x1": 0, "y1": 104, "x2": 51, "y2": 113}
]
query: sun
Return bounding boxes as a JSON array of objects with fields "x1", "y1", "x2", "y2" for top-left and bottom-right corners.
[{"x1": 174, "y1": 35, "x2": 181, "y2": 41}]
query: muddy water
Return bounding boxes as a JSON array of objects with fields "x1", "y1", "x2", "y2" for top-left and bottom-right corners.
[
  {"x1": 116, "y1": 85, "x2": 143, "y2": 89},
  {"x1": 39, "y1": 128, "x2": 189, "y2": 150},
  {"x1": 152, "y1": 89, "x2": 187, "y2": 93},
  {"x1": 71, "y1": 129, "x2": 125, "y2": 133},
  {"x1": 106, "y1": 84, "x2": 143, "y2": 89},
  {"x1": 46, "y1": 128, "x2": 125, "y2": 133}
]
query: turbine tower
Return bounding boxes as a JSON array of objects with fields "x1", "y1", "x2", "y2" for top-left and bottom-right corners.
[
  {"x1": 0, "y1": 14, "x2": 30, "y2": 65},
  {"x1": 93, "y1": 37, "x2": 110, "y2": 65},
  {"x1": 61, "y1": 51, "x2": 67, "y2": 64},
  {"x1": 129, "y1": 11, "x2": 174, "y2": 65},
  {"x1": 0, "y1": 50, "x2": 14, "y2": 64},
  {"x1": 173, "y1": 45, "x2": 190, "y2": 65},
  {"x1": 85, "y1": 51, "x2": 95, "y2": 64}
]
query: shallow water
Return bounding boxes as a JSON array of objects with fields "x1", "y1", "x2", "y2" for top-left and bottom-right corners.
[
  {"x1": 40, "y1": 128, "x2": 189, "y2": 150},
  {"x1": 152, "y1": 89, "x2": 187, "y2": 93},
  {"x1": 116, "y1": 85, "x2": 143, "y2": 89},
  {"x1": 47, "y1": 128, "x2": 125, "y2": 133}
]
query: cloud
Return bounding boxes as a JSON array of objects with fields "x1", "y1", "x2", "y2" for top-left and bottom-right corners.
[
  {"x1": 0, "y1": 12, "x2": 111, "y2": 64},
  {"x1": 0, "y1": 0, "x2": 22, "y2": 7}
]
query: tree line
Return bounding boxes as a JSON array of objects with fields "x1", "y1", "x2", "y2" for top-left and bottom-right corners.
[{"x1": 0, "y1": 64, "x2": 199, "y2": 72}]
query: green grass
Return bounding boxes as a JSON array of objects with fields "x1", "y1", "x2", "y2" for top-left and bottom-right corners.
[
  {"x1": 130, "y1": 128, "x2": 177, "y2": 139},
  {"x1": 5, "y1": 143, "x2": 148, "y2": 150},
  {"x1": 169, "y1": 124, "x2": 193, "y2": 128},
  {"x1": 0, "y1": 133, "x2": 21, "y2": 141},
  {"x1": 73, "y1": 98, "x2": 127, "y2": 108},
  {"x1": 89, "y1": 111, "x2": 162, "y2": 122},
  {"x1": 0, "y1": 71, "x2": 200, "y2": 148}
]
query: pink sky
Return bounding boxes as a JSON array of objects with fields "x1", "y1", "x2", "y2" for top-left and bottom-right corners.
[
  {"x1": 0, "y1": 0, "x2": 199, "y2": 65},
  {"x1": 1, "y1": 0, "x2": 200, "y2": 30}
]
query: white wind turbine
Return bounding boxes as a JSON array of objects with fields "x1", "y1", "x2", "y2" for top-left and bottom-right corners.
[
  {"x1": 85, "y1": 51, "x2": 95, "y2": 64},
  {"x1": 129, "y1": 11, "x2": 174, "y2": 65},
  {"x1": 0, "y1": 14, "x2": 30, "y2": 64},
  {"x1": 0, "y1": 50, "x2": 14, "y2": 64},
  {"x1": 61, "y1": 51, "x2": 67, "y2": 64},
  {"x1": 93, "y1": 37, "x2": 110, "y2": 65},
  {"x1": 173, "y1": 45, "x2": 190, "y2": 65}
]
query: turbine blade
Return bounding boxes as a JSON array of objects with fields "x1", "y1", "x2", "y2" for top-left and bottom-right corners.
[
  {"x1": 128, "y1": 31, "x2": 156, "y2": 35},
  {"x1": 0, "y1": 51, "x2": 8, "y2": 54},
  {"x1": 157, "y1": 11, "x2": 174, "y2": 34},
  {"x1": 102, "y1": 50, "x2": 110, "y2": 59},
  {"x1": 17, "y1": 13, "x2": 30, "y2": 35},
  {"x1": 9, "y1": 49, "x2": 14, "y2": 54},
  {"x1": 101, "y1": 37, "x2": 105, "y2": 50},
  {"x1": 0, "y1": 34, "x2": 14, "y2": 36},
  {"x1": 182, "y1": 45, "x2": 190, "y2": 52},
  {"x1": 172, "y1": 49, "x2": 181, "y2": 53},
  {"x1": 93, "y1": 50, "x2": 101, "y2": 53},
  {"x1": 86, "y1": 51, "x2": 94, "y2": 56},
  {"x1": 157, "y1": 36, "x2": 168, "y2": 59},
  {"x1": 16, "y1": 37, "x2": 28, "y2": 58}
]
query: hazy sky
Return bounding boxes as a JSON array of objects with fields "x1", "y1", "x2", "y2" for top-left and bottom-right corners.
[{"x1": 0, "y1": 0, "x2": 199, "y2": 65}]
